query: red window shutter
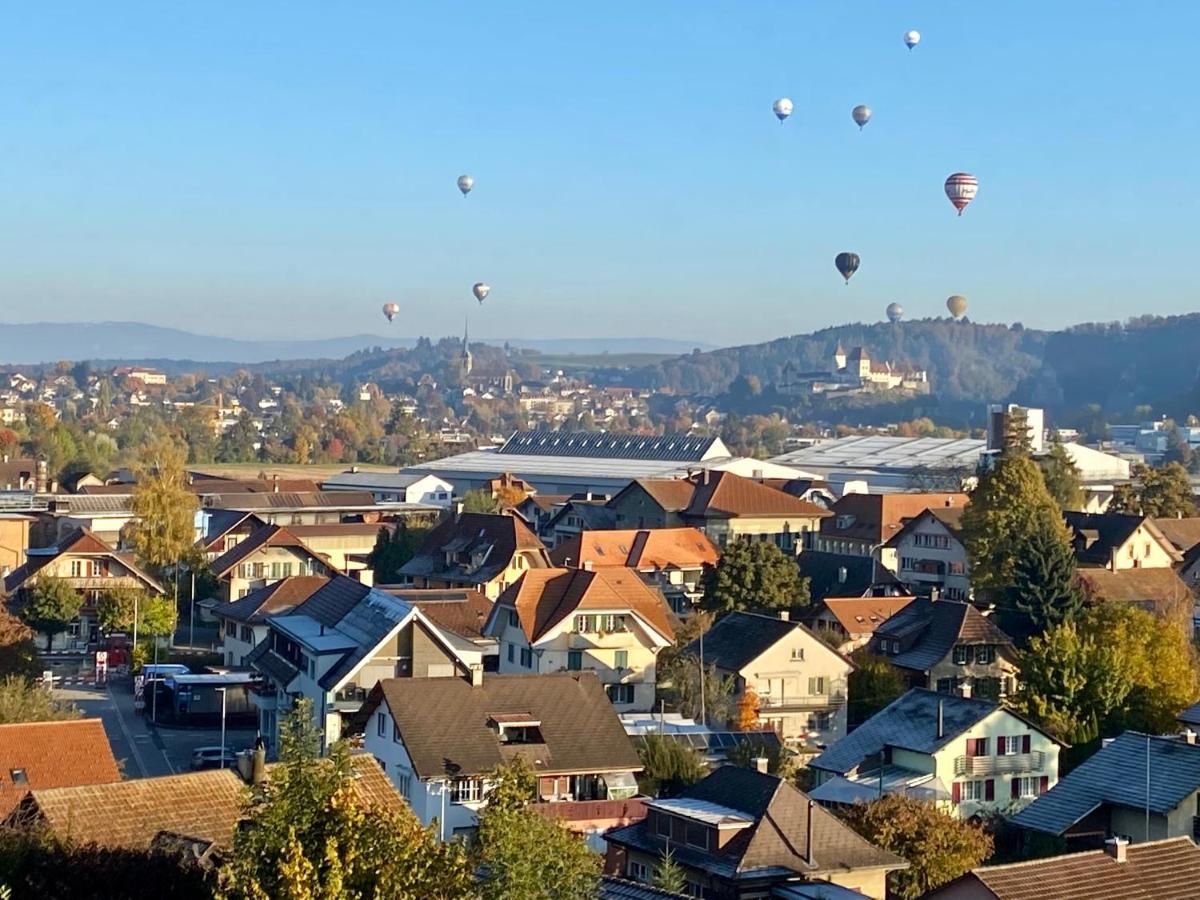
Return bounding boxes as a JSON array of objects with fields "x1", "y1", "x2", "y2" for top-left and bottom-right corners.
[
  {"x1": 1039, "y1": 776, "x2": 1049, "y2": 794},
  {"x1": 997, "y1": 736, "x2": 1006, "y2": 755},
  {"x1": 1023, "y1": 735, "x2": 1032, "y2": 754},
  {"x1": 952, "y1": 781, "x2": 961, "y2": 803},
  {"x1": 985, "y1": 779, "x2": 995, "y2": 801},
  {"x1": 1011, "y1": 778, "x2": 1021, "y2": 800},
  {"x1": 966, "y1": 739, "x2": 977, "y2": 758}
]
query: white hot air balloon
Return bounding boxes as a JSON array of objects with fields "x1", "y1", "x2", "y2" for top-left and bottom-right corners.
[
  {"x1": 944, "y1": 173, "x2": 979, "y2": 216},
  {"x1": 904, "y1": 30, "x2": 921, "y2": 50},
  {"x1": 382, "y1": 302, "x2": 400, "y2": 323},
  {"x1": 472, "y1": 282, "x2": 490, "y2": 304},
  {"x1": 457, "y1": 174, "x2": 474, "y2": 196},
  {"x1": 772, "y1": 98, "x2": 793, "y2": 122},
  {"x1": 852, "y1": 105, "x2": 872, "y2": 130}
]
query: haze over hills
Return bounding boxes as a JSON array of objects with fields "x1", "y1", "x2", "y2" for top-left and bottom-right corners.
[{"x1": 0, "y1": 322, "x2": 714, "y2": 366}]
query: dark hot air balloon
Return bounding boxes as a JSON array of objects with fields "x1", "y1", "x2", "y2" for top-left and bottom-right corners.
[
  {"x1": 835, "y1": 252, "x2": 860, "y2": 284},
  {"x1": 886, "y1": 302, "x2": 903, "y2": 323},
  {"x1": 382, "y1": 303, "x2": 399, "y2": 323},
  {"x1": 472, "y1": 282, "x2": 490, "y2": 304}
]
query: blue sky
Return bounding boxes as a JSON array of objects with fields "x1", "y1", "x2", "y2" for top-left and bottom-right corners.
[{"x1": 0, "y1": 1, "x2": 1196, "y2": 346}]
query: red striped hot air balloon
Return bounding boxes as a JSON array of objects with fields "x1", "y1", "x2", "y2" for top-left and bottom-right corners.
[{"x1": 944, "y1": 173, "x2": 978, "y2": 216}]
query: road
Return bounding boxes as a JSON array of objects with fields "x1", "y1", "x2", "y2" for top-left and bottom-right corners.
[{"x1": 52, "y1": 661, "x2": 257, "y2": 779}]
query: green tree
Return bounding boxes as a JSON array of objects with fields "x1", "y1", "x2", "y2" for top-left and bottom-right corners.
[
  {"x1": 961, "y1": 455, "x2": 1062, "y2": 596},
  {"x1": 636, "y1": 733, "x2": 706, "y2": 798},
  {"x1": 97, "y1": 586, "x2": 146, "y2": 633},
  {"x1": 217, "y1": 698, "x2": 473, "y2": 900},
  {"x1": 475, "y1": 758, "x2": 601, "y2": 900},
  {"x1": 0, "y1": 609, "x2": 39, "y2": 680},
  {"x1": 367, "y1": 520, "x2": 434, "y2": 584},
  {"x1": 842, "y1": 795, "x2": 993, "y2": 900},
  {"x1": 127, "y1": 440, "x2": 199, "y2": 575},
  {"x1": 1162, "y1": 420, "x2": 1194, "y2": 468},
  {"x1": 701, "y1": 537, "x2": 809, "y2": 614},
  {"x1": 725, "y1": 736, "x2": 796, "y2": 780},
  {"x1": 0, "y1": 676, "x2": 81, "y2": 724},
  {"x1": 847, "y1": 649, "x2": 907, "y2": 727},
  {"x1": 460, "y1": 489, "x2": 497, "y2": 514},
  {"x1": 1037, "y1": 437, "x2": 1084, "y2": 511},
  {"x1": 21, "y1": 577, "x2": 80, "y2": 650},
  {"x1": 1006, "y1": 520, "x2": 1084, "y2": 634},
  {"x1": 651, "y1": 846, "x2": 687, "y2": 894},
  {"x1": 1110, "y1": 462, "x2": 1197, "y2": 518}
]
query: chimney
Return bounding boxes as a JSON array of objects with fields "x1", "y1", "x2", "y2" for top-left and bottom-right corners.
[
  {"x1": 702, "y1": 469, "x2": 710, "y2": 485},
  {"x1": 469, "y1": 663, "x2": 484, "y2": 687},
  {"x1": 1104, "y1": 836, "x2": 1129, "y2": 863},
  {"x1": 273, "y1": 474, "x2": 280, "y2": 493},
  {"x1": 1183, "y1": 729, "x2": 1197, "y2": 746},
  {"x1": 778, "y1": 611, "x2": 789, "y2": 622},
  {"x1": 582, "y1": 560, "x2": 593, "y2": 572},
  {"x1": 1109, "y1": 547, "x2": 1118, "y2": 572},
  {"x1": 959, "y1": 679, "x2": 972, "y2": 699},
  {"x1": 804, "y1": 799, "x2": 814, "y2": 866},
  {"x1": 753, "y1": 468, "x2": 763, "y2": 481},
  {"x1": 937, "y1": 699, "x2": 944, "y2": 740},
  {"x1": 753, "y1": 756, "x2": 769, "y2": 774}
]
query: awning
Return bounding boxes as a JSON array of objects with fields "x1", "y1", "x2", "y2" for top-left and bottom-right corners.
[{"x1": 602, "y1": 771, "x2": 639, "y2": 800}]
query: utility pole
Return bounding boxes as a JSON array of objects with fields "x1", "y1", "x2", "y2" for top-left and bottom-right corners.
[
  {"x1": 189, "y1": 569, "x2": 196, "y2": 648},
  {"x1": 698, "y1": 626, "x2": 706, "y2": 726}
]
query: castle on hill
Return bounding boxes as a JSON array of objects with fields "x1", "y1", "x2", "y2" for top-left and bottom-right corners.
[{"x1": 779, "y1": 344, "x2": 930, "y2": 396}]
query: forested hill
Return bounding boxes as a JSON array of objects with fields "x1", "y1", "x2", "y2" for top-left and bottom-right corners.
[{"x1": 636, "y1": 314, "x2": 1200, "y2": 417}]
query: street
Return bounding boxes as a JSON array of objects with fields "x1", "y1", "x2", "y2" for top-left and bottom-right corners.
[{"x1": 51, "y1": 660, "x2": 257, "y2": 779}]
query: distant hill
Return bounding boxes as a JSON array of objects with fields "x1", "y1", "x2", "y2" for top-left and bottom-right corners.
[
  {"x1": 0, "y1": 322, "x2": 713, "y2": 366},
  {"x1": 636, "y1": 314, "x2": 1200, "y2": 420}
]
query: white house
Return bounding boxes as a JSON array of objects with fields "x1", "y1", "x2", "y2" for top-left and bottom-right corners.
[
  {"x1": 809, "y1": 688, "x2": 1062, "y2": 820},
  {"x1": 321, "y1": 471, "x2": 454, "y2": 508},
  {"x1": 357, "y1": 670, "x2": 642, "y2": 841},
  {"x1": 880, "y1": 506, "x2": 972, "y2": 601},
  {"x1": 484, "y1": 567, "x2": 677, "y2": 712}
]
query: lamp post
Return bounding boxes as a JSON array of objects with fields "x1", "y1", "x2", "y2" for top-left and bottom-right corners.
[{"x1": 217, "y1": 686, "x2": 228, "y2": 768}]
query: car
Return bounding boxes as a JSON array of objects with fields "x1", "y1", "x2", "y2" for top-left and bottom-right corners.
[{"x1": 190, "y1": 746, "x2": 238, "y2": 770}]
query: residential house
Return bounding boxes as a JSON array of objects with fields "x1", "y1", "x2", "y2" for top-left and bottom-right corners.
[
  {"x1": 246, "y1": 575, "x2": 491, "y2": 752},
  {"x1": 320, "y1": 471, "x2": 454, "y2": 507},
  {"x1": 1075, "y1": 567, "x2": 1196, "y2": 628},
  {"x1": 868, "y1": 599, "x2": 1019, "y2": 700},
  {"x1": 543, "y1": 497, "x2": 617, "y2": 548},
  {"x1": 195, "y1": 509, "x2": 263, "y2": 561},
  {"x1": 805, "y1": 596, "x2": 917, "y2": 653},
  {"x1": 0, "y1": 513, "x2": 32, "y2": 573},
  {"x1": 208, "y1": 524, "x2": 333, "y2": 604},
  {"x1": 677, "y1": 470, "x2": 831, "y2": 553},
  {"x1": 284, "y1": 523, "x2": 388, "y2": 575},
  {"x1": 39, "y1": 494, "x2": 138, "y2": 546},
  {"x1": 1011, "y1": 731, "x2": 1200, "y2": 845},
  {"x1": 6, "y1": 754, "x2": 401, "y2": 854},
  {"x1": 681, "y1": 611, "x2": 852, "y2": 747},
  {"x1": 484, "y1": 567, "x2": 677, "y2": 712},
  {"x1": 513, "y1": 493, "x2": 572, "y2": 535},
  {"x1": 879, "y1": 506, "x2": 971, "y2": 601},
  {"x1": 1153, "y1": 517, "x2": 1200, "y2": 588},
  {"x1": 215, "y1": 575, "x2": 330, "y2": 667},
  {"x1": 0, "y1": 719, "x2": 121, "y2": 818},
  {"x1": 608, "y1": 479, "x2": 697, "y2": 530},
  {"x1": 357, "y1": 670, "x2": 642, "y2": 842},
  {"x1": 3, "y1": 528, "x2": 164, "y2": 649},
  {"x1": 0, "y1": 457, "x2": 45, "y2": 493},
  {"x1": 398, "y1": 512, "x2": 553, "y2": 600},
  {"x1": 815, "y1": 492, "x2": 968, "y2": 557},
  {"x1": 604, "y1": 765, "x2": 906, "y2": 900},
  {"x1": 550, "y1": 528, "x2": 719, "y2": 615},
  {"x1": 797, "y1": 551, "x2": 907, "y2": 604},
  {"x1": 809, "y1": 689, "x2": 1061, "y2": 819},
  {"x1": 1065, "y1": 511, "x2": 1181, "y2": 570},
  {"x1": 377, "y1": 586, "x2": 499, "y2": 669},
  {"x1": 925, "y1": 835, "x2": 1200, "y2": 900}
]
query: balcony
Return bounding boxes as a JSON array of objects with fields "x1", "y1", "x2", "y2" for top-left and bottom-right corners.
[
  {"x1": 330, "y1": 685, "x2": 368, "y2": 710},
  {"x1": 954, "y1": 751, "x2": 1044, "y2": 777},
  {"x1": 758, "y1": 691, "x2": 847, "y2": 711}
]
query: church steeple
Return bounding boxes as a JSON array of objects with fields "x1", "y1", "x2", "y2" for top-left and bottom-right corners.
[{"x1": 459, "y1": 317, "x2": 473, "y2": 378}]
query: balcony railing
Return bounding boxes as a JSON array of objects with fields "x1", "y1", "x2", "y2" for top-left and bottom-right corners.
[
  {"x1": 954, "y1": 751, "x2": 1044, "y2": 777},
  {"x1": 758, "y1": 691, "x2": 847, "y2": 711}
]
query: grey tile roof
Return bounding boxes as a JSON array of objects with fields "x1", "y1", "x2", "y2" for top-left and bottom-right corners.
[
  {"x1": 244, "y1": 638, "x2": 299, "y2": 688},
  {"x1": 290, "y1": 574, "x2": 372, "y2": 628},
  {"x1": 797, "y1": 552, "x2": 905, "y2": 603},
  {"x1": 498, "y1": 431, "x2": 722, "y2": 462},
  {"x1": 1011, "y1": 732, "x2": 1200, "y2": 836},
  {"x1": 599, "y1": 878, "x2": 688, "y2": 899},
  {"x1": 316, "y1": 590, "x2": 416, "y2": 691},
  {"x1": 606, "y1": 766, "x2": 904, "y2": 881},
  {"x1": 398, "y1": 513, "x2": 550, "y2": 587},
  {"x1": 809, "y1": 688, "x2": 998, "y2": 775},
  {"x1": 217, "y1": 576, "x2": 330, "y2": 625},
  {"x1": 358, "y1": 672, "x2": 642, "y2": 780},
  {"x1": 682, "y1": 611, "x2": 808, "y2": 672},
  {"x1": 872, "y1": 598, "x2": 1013, "y2": 673}
]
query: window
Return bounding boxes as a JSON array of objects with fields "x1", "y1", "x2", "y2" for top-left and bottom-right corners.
[
  {"x1": 282, "y1": 562, "x2": 294, "y2": 577},
  {"x1": 507, "y1": 643, "x2": 514, "y2": 664},
  {"x1": 962, "y1": 780, "x2": 986, "y2": 802},
  {"x1": 567, "y1": 650, "x2": 583, "y2": 671},
  {"x1": 606, "y1": 684, "x2": 635, "y2": 704},
  {"x1": 655, "y1": 812, "x2": 672, "y2": 837},
  {"x1": 520, "y1": 647, "x2": 532, "y2": 669},
  {"x1": 790, "y1": 647, "x2": 804, "y2": 662},
  {"x1": 375, "y1": 757, "x2": 387, "y2": 773},
  {"x1": 901, "y1": 557, "x2": 917, "y2": 571},
  {"x1": 1013, "y1": 776, "x2": 1041, "y2": 798},
  {"x1": 975, "y1": 645, "x2": 994, "y2": 665},
  {"x1": 948, "y1": 561, "x2": 966, "y2": 575},
  {"x1": 614, "y1": 650, "x2": 628, "y2": 669},
  {"x1": 240, "y1": 625, "x2": 253, "y2": 643},
  {"x1": 627, "y1": 861, "x2": 648, "y2": 883},
  {"x1": 936, "y1": 677, "x2": 957, "y2": 694},
  {"x1": 10, "y1": 768, "x2": 27, "y2": 786},
  {"x1": 966, "y1": 737, "x2": 989, "y2": 757},
  {"x1": 808, "y1": 676, "x2": 826, "y2": 695},
  {"x1": 450, "y1": 778, "x2": 483, "y2": 804},
  {"x1": 684, "y1": 822, "x2": 709, "y2": 850},
  {"x1": 376, "y1": 712, "x2": 387, "y2": 738},
  {"x1": 953, "y1": 645, "x2": 970, "y2": 665},
  {"x1": 393, "y1": 721, "x2": 402, "y2": 742},
  {"x1": 808, "y1": 711, "x2": 832, "y2": 731},
  {"x1": 395, "y1": 768, "x2": 412, "y2": 797}
]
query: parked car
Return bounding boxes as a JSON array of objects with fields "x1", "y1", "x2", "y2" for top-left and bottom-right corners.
[{"x1": 190, "y1": 746, "x2": 237, "y2": 770}]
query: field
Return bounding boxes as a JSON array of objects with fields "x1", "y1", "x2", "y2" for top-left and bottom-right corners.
[{"x1": 190, "y1": 462, "x2": 395, "y2": 481}]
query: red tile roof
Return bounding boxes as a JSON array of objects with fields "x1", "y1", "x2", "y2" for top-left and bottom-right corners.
[
  {"x1": 550, "y1": 528, "x2": 719, "y2": 571},
  {"x1": 683, "y1": 471, "x2": 831, "y2": 520},
  {"x1": 821, "y1": 492, "x2": 969, "y2": 543},
  {"x1": 0, "y1": 719, "x2": 121, "y2": 818},
  {"x1": 819, "y1": 596, "x2": 917, "y2": 635}
]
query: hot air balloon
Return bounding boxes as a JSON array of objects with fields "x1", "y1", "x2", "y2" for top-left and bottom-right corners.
[
  {"x1": 852, "y1": 105, "x2": 872, "y2": 130},
  {"x1": 835, "y1": 252, "x2": 860, "y2": 284},
  {"x1": 946, "y1": 295, "x2": 968, "y2": 319},
  {"x1": 472, "y1": 282, "x2": 490, "y2": 304},
  {"x1": 886, "y1": 302, "x2": 904, "y2": 323},
  {"x1": 904, "y1": 30, "x2": 921, "y2": 49},
  {"x1": 944, "y1": 173, "x2": 978, "y2": 216},
  {"x1": 772, "y1": 98, "x2": 793, "y2": 122},
  {"x1": 382, "y1": 302, "x2": 400, "y2": 323},
  {"x1": 457, "y1": 174, "x2": 474, "y2": 196}
]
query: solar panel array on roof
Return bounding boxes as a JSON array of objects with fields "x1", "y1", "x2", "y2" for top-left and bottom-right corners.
[
  {"x1": 769, "y1": 435, "x2": 986, "y2": 471},
  {"x1": 498, "y1": 430, "x2": 718, "y2": 462},
  {"x1": 635, "y1": 731, "x2": 784, "y2": 755}
]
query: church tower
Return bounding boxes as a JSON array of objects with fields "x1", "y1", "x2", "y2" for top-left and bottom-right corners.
[
  {"x1": 834, "y1": 343, "x2": 847, "y2": 372},
  {"x1": 459, "y1": 319, "x2": 473, "y2": 380}
]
